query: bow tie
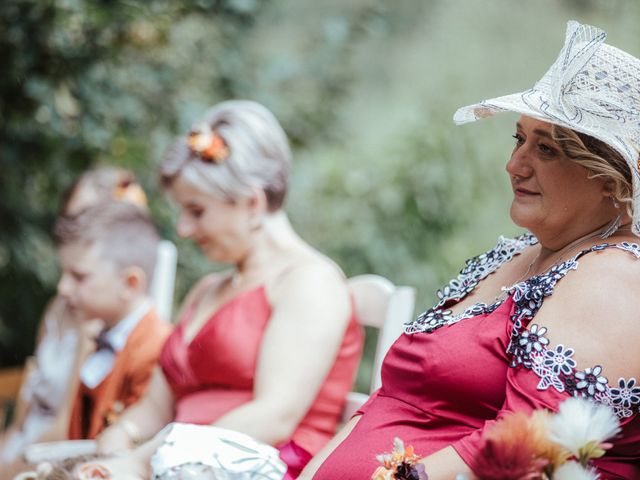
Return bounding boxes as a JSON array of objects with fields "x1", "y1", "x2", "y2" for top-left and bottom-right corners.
[{"x1": 94, "y1": 329, "x2": 115, "y2": 353}]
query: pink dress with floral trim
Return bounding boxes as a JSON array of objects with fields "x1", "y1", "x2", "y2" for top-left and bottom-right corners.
[{"x1": 313, "y1": 235, "x2": 640, "y2": 480}]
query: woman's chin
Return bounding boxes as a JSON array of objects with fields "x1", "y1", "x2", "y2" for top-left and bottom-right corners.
[
  {"x1": 509, "y1": 207, "x2": 540, "y2": 232},
  {"x1": 202, "y1": 248, "x2": 234, "y2": 265}
]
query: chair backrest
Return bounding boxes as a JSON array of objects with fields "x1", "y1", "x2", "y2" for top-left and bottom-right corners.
[
  {"x1": 341, "y1": 274, "x2": 416, "y2": 421},
  {"x1": 150, "y1": 239, "x2": 178, "y2": 322},
  {"x1": 348, "y1": 274, "x2": 416, "y2": 393}
]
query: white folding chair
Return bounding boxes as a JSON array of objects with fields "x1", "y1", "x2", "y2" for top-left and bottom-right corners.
[
  {"x1": 150, "y1": 240, "x2": 178, "y2": 322},
  {"x1": 341, "y1": 274, "x2": 416, "y2": 422}
]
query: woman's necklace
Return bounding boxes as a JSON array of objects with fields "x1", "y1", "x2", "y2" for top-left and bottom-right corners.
[
  {"x1": 497, "y1": 223, "x2": 628, "y2": 302},
  {"x1": 230, "y1": 269, "x2": 243, "y2": 288}
]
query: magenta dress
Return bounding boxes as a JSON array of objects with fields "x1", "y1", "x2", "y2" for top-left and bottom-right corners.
[{"x1": 314, "y1": 235, "x2": 640, "y2": 480}]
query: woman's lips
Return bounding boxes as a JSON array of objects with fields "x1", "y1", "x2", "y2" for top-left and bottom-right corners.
[{"x1": 514, "y1": 187, "x2": 540, "y2": 197}]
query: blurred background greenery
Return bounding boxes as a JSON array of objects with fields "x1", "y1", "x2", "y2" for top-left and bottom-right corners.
[{"x1": 1, "y1": 0, "x2": 638, "y2": 391}]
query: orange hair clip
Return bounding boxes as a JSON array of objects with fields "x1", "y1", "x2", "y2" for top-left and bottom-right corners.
[
  {"x1": 113, "y1": 179, "x2": 148, "y2": 208},
  {"x1": 188, "y1": 125, "x2": 230, "y2": 164}
]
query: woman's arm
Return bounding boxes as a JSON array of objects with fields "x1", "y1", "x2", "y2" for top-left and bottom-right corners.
[
  {"x1": 9, "y1": 297, "x2": 67, "y2": 434},
  {"x1": 213, "y1": 262, "x2": 353, "y2": 445},
  {"x1": 34, "y1": 355, "x2": 85, "y2": 443},
  {"x1": 96, "y1": 367, "x2": 175, "y2": 454},
  {"x1": 27, "y1": 313, "x2": 101, "y2": 443},
  {"x1": 298, "y1": 415, "x2": 361, "y2": 479},
  {"x1": 418, "y1": 447, "x2": 475, "y2": 480}
]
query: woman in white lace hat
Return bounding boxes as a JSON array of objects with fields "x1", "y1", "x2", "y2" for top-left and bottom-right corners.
[{"x1": 301, "y1": 21, "x2": 640, "y2": 480}]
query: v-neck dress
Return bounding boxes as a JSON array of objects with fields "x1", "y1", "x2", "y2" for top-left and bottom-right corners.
[
  {"x1": 313, "y1": 234, "x2": 640, "y2": 480},
  {"x1": 159, "y1": 284, "x2": 363, "y2": 472}
]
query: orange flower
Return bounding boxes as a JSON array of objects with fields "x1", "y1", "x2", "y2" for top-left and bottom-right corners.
[
  {"x1": 188, "y1": 127, "x2": 230, "y2": 164},
  {"x1": 113, "y1": 182, "x2": 148, "y2": 208},
  {"x1": 473, "y1": 412, "x2": 548, "y2": 480}
]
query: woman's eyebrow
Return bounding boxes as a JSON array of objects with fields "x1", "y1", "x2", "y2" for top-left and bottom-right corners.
[
  {"x1": 516, "y1": 122, "x2": 554, "y2": 140},
  {"x1": 533, "y1": 128, "x2": 553, "y2": 139}
]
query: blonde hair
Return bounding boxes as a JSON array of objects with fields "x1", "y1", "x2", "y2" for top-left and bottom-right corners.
[
  {"x1": 160, "y1": 100, "x2": 291, "y2": 211},
  {"x1": 552, "y1": 125, "x2": 634, "y2": 215},
  {"x1": 54, "y1": 201, "x2": 160, "y2": 287}
]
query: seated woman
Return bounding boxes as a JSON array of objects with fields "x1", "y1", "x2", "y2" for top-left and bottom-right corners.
[
  {"x1": 301, "y1": 21, "x2": 640, "y2": 480},
  {"x1": 92, "y1": 100, "x2": 363, "y2": 478}
]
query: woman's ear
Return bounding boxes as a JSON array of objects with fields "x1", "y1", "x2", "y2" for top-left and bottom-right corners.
[
  {"x1": 247, "y1": 186, "x2": 268, "y2": 213},
  {"x1": 601, "y1": 179, "x2": 617, "y2": 198},
  {"x1": 245, "y1": 187, "x2": 268, "y2": 230}
]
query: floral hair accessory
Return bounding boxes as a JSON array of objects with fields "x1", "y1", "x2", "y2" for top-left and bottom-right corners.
[
  {"x1": 112, "y1": 178, "x2": 147, "y2": 208},
  {"x1": 372, "y1": 437, "x2": 428, "y2": 480},
  {"x1": 187, "y1": 123, "x2": 230, "y2": 164}
]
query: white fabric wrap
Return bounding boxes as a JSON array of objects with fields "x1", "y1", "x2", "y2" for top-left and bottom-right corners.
[{"x1": 150, "y1": 423, "x2": 287, "y2": 480}]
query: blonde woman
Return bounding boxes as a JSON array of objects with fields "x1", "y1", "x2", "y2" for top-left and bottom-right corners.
[{"x1": 92, "y1": 100, "x2": 363, "y2": 479}]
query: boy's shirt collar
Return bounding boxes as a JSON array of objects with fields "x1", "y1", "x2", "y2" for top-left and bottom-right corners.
[
  {"x1": 80, "y1": 299, "x2": 152, "y2": 389},
  {"x1": 103, "y1": 300, "x2": 152, "y2": 352}
]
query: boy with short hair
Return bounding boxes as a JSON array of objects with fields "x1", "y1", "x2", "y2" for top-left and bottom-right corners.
[{"x1": 54, "y1": 201, "x2": 172, "y2": 440}]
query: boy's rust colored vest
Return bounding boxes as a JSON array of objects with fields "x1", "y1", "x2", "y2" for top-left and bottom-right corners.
[{"x1": 68, "y1": 309, "x2": 171, "y2": 439}]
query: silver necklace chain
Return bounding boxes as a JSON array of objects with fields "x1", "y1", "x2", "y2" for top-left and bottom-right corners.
[{"x1": 497, "y1": 223, "x2": 629, "y2": 302}]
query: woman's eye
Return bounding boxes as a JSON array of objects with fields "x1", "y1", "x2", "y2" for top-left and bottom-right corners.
[
  {"x1": 72, "y1": 271, "x2": 86, "y2": 282},
  {"x1": 538, "y1": 143, "x2": 555, "y2": 155},
  {"x1": 512, "y1": 133, "x2": 524, "y2": 146},
  {"x1": 189, "y1": 208, "x2": 204, "y2": 218}
]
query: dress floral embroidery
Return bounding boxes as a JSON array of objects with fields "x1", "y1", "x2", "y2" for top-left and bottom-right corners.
[
  {"x1": 405, "y1": 237, "x2": 640, "y2": 419},
  {"x1": 404, "y1": 233, "x2": 538, "y2": 335}
]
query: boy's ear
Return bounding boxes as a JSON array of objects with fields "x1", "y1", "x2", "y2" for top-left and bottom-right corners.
[{"x1": 121, "y1": 266, "x2": 147, "y2": 295}]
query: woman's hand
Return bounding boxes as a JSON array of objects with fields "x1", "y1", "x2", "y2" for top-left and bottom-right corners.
[
  {"x1": 95, "y1": 367, "x2": 175, "y2": 455},
  {"x1": 95, "y1": 423, "x2": 134, "y2": 455}
]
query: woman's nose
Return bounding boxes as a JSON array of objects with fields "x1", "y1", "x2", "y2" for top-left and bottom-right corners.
[
  {"x1": 176, "y1": 213, "x2": 194, "y2": 238},
  {"x1": 505, "y1": 146, "x2": 534, "y2": 179},
  {"x1": 57, "y1": 273, "x2": 72, "y2": 298}
]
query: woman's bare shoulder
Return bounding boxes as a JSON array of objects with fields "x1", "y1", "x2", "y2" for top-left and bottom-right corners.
[
  {"x1": 536, "y1": 243, "x2": 640, "y2": 379},
  {"x1": 266, "y1": 248, "x2": 350, "y2": 315}
]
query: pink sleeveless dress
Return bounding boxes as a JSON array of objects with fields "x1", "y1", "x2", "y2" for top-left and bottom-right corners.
[
  {"x1": 159, "y1": 285, "x2": 363, "y2": 476},
  {"x1": 314, "y1": 235, "x2": 640, "y2": 480}
]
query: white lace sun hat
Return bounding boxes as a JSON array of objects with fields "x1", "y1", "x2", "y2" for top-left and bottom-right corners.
[{"x1": 454, "y1": 20, "x2": 640, "y2": 234}]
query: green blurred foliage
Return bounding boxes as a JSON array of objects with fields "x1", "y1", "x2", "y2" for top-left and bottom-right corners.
[{"x1": 1, "y1": 0, "x2": 639, "y2": 392}]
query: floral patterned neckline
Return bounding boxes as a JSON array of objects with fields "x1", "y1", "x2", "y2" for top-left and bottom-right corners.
[
  {"x1": 405, "y1": 233, "x2": 539, "y2": 335},
  {"x1": 405, "y1": 234, "x2": 640, "y2": 419}
]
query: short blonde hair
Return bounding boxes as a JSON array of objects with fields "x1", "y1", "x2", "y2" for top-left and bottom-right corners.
[
  {"x1": 54, "y1": 201, "x2": 160, "y2": 287},
  {"x1": 552, "y1": 125, "x2": 634, "y2": 215},
  {"x1": 160, "y1": 100, "x2": 291, "y2": 211}
]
